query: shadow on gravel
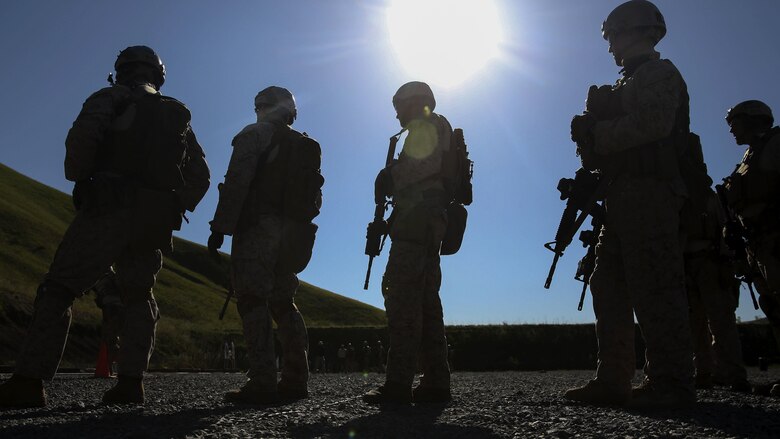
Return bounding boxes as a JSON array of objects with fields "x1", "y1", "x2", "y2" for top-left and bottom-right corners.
[
  {"x1": 630, "y1": 401, "x2": 780, "y2": 439},
  {"x1": 0, "y1": 405, "x2": 237, "y2": 439},
  {"x1": 290, "y1": 404, "x2": 503, "y2": 439}
]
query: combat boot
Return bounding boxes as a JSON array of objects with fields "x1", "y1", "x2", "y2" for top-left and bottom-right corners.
[
  {"x1": 362, "y1": 381, "x2": 412, "y2": 404},
  {"x1": 224, "y1": 379, "x2": 278, "y2": 405},
  {"x1": 412, "y1": 385, "x2": 451, "y2": 403},
  {"x1": 277, "y1": 380, "x2": 309, "y2": 402},
  {"x1": 102, "y1": 375, "x2": 144, "y2": 404},
  {"x1": 564, "y1": 379, "x2": 630, "y2": 406},
  {"x1": 0, "y1": 375, "x2": 46, "y2": 408},
  {"x1": 628, "y1": 381, "x2": 695, "y2": 410}
]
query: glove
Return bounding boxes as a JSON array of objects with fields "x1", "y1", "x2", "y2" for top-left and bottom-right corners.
[
  {"x1": 722, "y1": 221, "x2": 744, "y2": 250},
  {"x1": 208, "y1": 231, "x2": 224, "y2": 263},
  {"x1": 585, "y1": 84, "x2": 613, "y2": 116},
  {"x1": 571, "y1": 113, "x2": 596, "y2": 145},
  {"x1": 374, "y1": 167, "x2": 394, "y2": 204}
]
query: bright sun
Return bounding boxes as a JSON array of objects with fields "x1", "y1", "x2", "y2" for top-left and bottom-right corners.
[{"x1": 387, "y1": 0, "x2": 503, "y2": 87}]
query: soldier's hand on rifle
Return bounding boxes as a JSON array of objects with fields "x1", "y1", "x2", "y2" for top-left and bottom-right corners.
[
  {"x1": 723, "y1": 221, "x2": 743, "y2": 249},
  {"x1": 208, "y1": 231, "x2": 224, "y2": 263},
  {"x1": 374, "y1": 167, "x2": 394, "y2": 203},
  {"x1": 586, "y1": 84, "x2": 612, "y2": 115},
  {"x1": 571, "y1": 113, "x2": 596, "y2": 145}
]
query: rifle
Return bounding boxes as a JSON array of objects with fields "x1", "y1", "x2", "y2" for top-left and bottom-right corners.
[
  {"x1": 364, "y1": 129, "x2": 405, "y2": 290},
  {"x1": 714, "y1": 183, "x2": 759, "y2": 310},
  {"x1": 218, "y1": 280, "x2": 235, "y2": 320},
  {"x1": 544, "y1": 167, "x2": 609, "y2": 289},
  {"x1": 573, "y1": 205, "x2": 604, "y2": 311}
]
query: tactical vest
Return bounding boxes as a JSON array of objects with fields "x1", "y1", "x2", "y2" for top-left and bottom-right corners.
[
  {"x1": 724, "y1": 127, "x2": 780, "y2": 225},
  {"x1": 591, "y1": 62, "x2": 689, "y2": 180},
  {"x1": 96, "y1": 86, "x2": 192, "y2": 252},
  {"x1": 100, "y1": 87, "x2": 190, "y2": 191}
]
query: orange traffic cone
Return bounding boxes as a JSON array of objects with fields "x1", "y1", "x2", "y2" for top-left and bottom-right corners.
[{"x1": 94, "y1": 341, "x2": 111, "y2": 378}]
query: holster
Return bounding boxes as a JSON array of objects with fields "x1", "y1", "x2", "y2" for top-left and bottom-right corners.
[
  {"x1": 130, "y1": 186, "x2": 183, "y2": 254},
  {"x1": 277, "y1": 220, "x2": 318, "y2": 274},
  {"x1": 441, "y1": 203, "x2": 467, "y2": 256}
]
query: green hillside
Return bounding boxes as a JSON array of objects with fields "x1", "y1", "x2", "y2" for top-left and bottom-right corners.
[{"x1": 0, "y1": 162, "x2": 385, "y2": 368}]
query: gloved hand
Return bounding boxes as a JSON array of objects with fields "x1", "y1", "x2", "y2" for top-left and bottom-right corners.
[
  {"x1": 586, "y1": 84, "x2": 613, "y2": 116},
  {"x1": 722, "y1": 221, "x2": 744, "y2": 250},
  {"x1": 571, "y1": 113, "x2": 597, "y2": 145},
  {"x1": 374, "y1": 166, "x2": 394, "y2": 204},
  {"x1": 208, "y1": 231, "x2": 224, "y2": 263}
]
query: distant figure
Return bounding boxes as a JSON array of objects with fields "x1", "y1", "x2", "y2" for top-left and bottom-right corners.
[
  {"x1": 346, "y1": 343, "x2": 356, "y2": 372},
  {"x1": 565, "y1": 1, "x2": 696, "y2": 409},
  {"x1": 0, "y1": 45, "x2": 210, "y2": 408},
  {"x1": 721, "y1": 99, "x2": 780, "y2": 397},
  {"x1": 223, "y1": 336, "x2": 236, "y2": 371},
  {"x1": 313, "y1": 340, "x2": 326, "y2": 373},
  {"x1": 684, "y1": 189, "x2": 750, "y2": 392},
  {"x1": 373, "y1": 340, "x2": 386, "y2": 372},
  {"x1": 361, "y1": 340, "x2": 372, "y2": 372},
  {"x1": 208, "y1": 86, "x2": 323, "y2": 404},
  {"x1": 337, "y1": 344, "x2": 347, "y2": 373},
  {"x1": 94, "y1": 270, "x2": 123, "y2": 375},
  {"x1": 363, "y1": 81, "x2": 454, "y2": 404}
]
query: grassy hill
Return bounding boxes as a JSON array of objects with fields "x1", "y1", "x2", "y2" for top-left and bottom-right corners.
[{"x1": 0, "y1": 163, "x2": 385, "y2": 368}]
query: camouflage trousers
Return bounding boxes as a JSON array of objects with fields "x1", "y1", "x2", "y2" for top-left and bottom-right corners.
[
  {"x1": 232, "y1": 214, "x2": 308, "y2": 391},
  {"x1": 749, "y1": 231, "x2": 780, "y2": 351},
  {"x1": 16, "y1": 207, "x2": 161, "y2": 380},
  {"x1": 685, "y1": 252, "x2": 747, "y2": 384},
  {"x1": 589, "y1": 177, "x2": 694, "y2": 395},
  {"x1": 382, "y1": 204, "x2": 450, "y2": 389}
]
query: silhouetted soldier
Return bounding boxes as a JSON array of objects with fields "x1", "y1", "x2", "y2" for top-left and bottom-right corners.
[
  {"x1": 722, "y1": 100, "x2": 780, "y2": 397},
  {"x1": 566, "y1": 1, "x2": 695, "y2": 408},
  {"x1": 363, "y1": 82, "x2": 452, "y2": 404},
  {"x1": 208, "y1": 86, "x2": 323, "y2": 404},
  {"x1": 685, "y1": 189, "x2": 750, "y2": 392},
  {"x1": 0, "y1": 45, "x2": 210, "y2": 407},
  {"x1": 313, "y1": 340, "x2": 326, "y2": 373}
]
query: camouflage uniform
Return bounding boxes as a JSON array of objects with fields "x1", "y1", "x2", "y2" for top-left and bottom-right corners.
[
  {"x1": 211, "y1": 121, "x2": 309, "y2": 393},
  {"x1": 587, "y1": 52, "x2": 695, "y2": 398},
  {"x1": 15, "y1": 83, "x2": 210, "y2": 381},
  {"x1": 383, "y1": 115, "x2": 451, "y2": 391},
  {"x1": 725, "y1": 126, "x2": 780, "y2": 349},
  {"x1": 684, "y1": 190, "x2": 748, "y2": 386}
]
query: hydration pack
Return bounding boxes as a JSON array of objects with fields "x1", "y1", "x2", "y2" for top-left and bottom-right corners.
[
  {"x1": 442, "y1": 127, "x2": 473, "y2": 206},
  {"x1": 440, "y1": 126, "x2": 473, "y2": 255}
]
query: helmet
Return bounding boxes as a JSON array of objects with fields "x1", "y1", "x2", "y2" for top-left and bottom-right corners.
[
  {"x1": 114, "y1": 46, "x2": 166, "y2": 88},
  {"x1": 254, "y1": 86, "x2": 297, "y2": 121},
  {"x1": 392, "y1": 81, "x2": 436, "y2": 111},
  {"x1": 602, "y1": 0, "x2": 666, "y2": 44},
  {"x1": 726, "y1": 100, "x2": 774, "y2": 126}
]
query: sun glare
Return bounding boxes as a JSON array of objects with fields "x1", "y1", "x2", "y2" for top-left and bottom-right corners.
[{"x1": 387, "y1": 0, "x2": 503, "y2": 87}]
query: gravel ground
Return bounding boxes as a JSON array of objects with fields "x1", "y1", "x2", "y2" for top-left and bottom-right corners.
[{"x1": 1, "y1": 369, "x2": 779, "y2": 438}]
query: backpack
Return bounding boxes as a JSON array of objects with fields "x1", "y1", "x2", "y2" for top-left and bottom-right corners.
[
  {"x1": 442, "y1": 127, "x2": 473, "y2": 206},
  {"x1": 276, "y1": 129, "x2": 325, "y2": 273},
  {"x1": 440, "y1": 126, "x2": 473, "y2": 255}
]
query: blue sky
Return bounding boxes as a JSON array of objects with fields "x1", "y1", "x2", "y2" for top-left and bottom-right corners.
[{"x1": 1, "y1": 0, "x2": 778, "y2": 324}]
